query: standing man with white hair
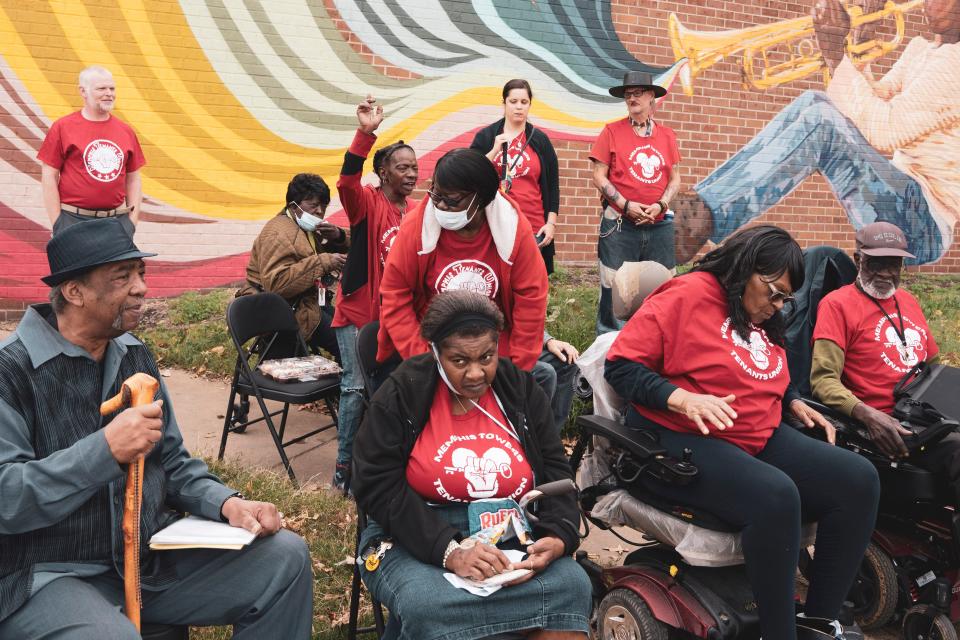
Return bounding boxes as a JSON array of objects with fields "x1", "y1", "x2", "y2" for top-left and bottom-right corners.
[{"x1": 38, "y1": 65, "x2": 145, "y2": 235}]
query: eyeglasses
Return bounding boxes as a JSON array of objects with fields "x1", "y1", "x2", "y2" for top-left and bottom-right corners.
[
  {"x1": 427, "y1": 188, "x2": 473, "y2": 210},
  {"x1": 767, "y1": 281, "x2": 796, "y2": 305},
  {"x1": 862, "y1": 255, "x2": 904, "y2": 273},
  {"x1": 623, "y1": 88, "x2": 651, "y2": 99}
]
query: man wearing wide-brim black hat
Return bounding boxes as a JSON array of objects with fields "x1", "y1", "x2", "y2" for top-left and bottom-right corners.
[
  {"x1": 0, "y1": 217, "x2": 313, "y2": 638},
  {"x1": 589, "y1": 70, "x2": 682, "y2": 335}
]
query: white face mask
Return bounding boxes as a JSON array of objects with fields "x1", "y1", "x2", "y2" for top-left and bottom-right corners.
[
  {"x1": 288, "y1": 202, "x2": 323, "y2": 233},
  {"x1": 432, "y1": 194, "x2": 478, "y2": 231},
  {"x1": 430, "y1": 341, "x2": 519, "y2": 441}
]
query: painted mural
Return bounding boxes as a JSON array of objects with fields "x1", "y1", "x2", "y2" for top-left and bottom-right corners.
[
  {"x1": 0, "y1": 0, "x2": 686, "y2": 303},
  {"x1": 668, "y1": 0, "x2": 958, "y2": 265},
  {"x1": 1, "y1": 0, "x2": 956, "y2": 307}
]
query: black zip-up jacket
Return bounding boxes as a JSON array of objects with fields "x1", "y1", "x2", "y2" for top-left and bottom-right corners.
[{"x1": 352, "y1": 353, "x2": 580, "y2": 567}]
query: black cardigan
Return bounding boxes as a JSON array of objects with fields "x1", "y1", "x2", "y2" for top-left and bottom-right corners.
[
  {"x1": 352, "y1": 353, "x2": 581, "y2": 567},
  {"x1": 470, "y1": 119, "x2": 560, "y2": 224}
]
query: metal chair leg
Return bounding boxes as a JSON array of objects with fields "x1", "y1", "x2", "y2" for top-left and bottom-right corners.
[
  {"x1": 254, "y1": 395, "x2": 298, "y2": 485},
  {"x1": 218, "y1": 384, "x2": 238, "y2": 461}
]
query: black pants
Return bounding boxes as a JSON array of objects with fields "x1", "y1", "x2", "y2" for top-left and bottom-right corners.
[
  {"x1": 307, "y1": 305, "x2": 340, "y2": 363},
  {"x1": 627, "y1": 410, "x2": 880, "y2": 640}
]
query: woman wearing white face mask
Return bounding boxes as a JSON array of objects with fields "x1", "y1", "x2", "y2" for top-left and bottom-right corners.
[
  {"x1": 238, "y1": 173, "x2": 349, "y2": 358},
  {"x1": 375, "y1": 148, "x2": 549, "y2": 382},
  {"x1": 353, "y1": 290, "x2": 590, "y2": 640}
]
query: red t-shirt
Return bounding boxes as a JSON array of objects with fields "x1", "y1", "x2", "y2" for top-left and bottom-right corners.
[
  {"x1": 493, "y1": 132, "x2": 544, "y2": 232},
  {"x1": 814, "y1": 284, "x2": 939, "y2": 415},
  {"x1": 37, "y1": 111, "x2": 146, "y2": 209},
  {"x1": 406, "y1": 385, "x2": 534, "y2": 503},
  {"x1": 332, "y1": 130, "x2": 415, "y2": 329},
  {"x1": 606, "y1": 271, "x2": 790, "y2": 454},
  {"x1": 589, "y1": 118, "x2": 680, "y2": 217},
  {"x1": 425, "y1": 223, "x2": 518, "y2": 360}
]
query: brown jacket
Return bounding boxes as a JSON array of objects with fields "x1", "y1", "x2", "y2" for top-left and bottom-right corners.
[{"x1": 237, "y1": 212, "x2": 349, "y2": 340}]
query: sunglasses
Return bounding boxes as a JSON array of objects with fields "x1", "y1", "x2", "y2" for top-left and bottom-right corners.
[
  {"x1": 862, "y1": 255, "x2": 904, "y2": 273},
  {"x1": 427, "y1": 188, "x2": 473, "y2": 210},
  {"x1": 767, "y1": 281, "x2": 796, "y2": 305}
]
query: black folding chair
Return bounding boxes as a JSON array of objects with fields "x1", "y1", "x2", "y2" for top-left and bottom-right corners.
[
  {"x1": 348, "y1": 321, "x2": 387, "y2": 639},
  {"x1": 218, "y1": 293, "x2": 339, "y2": 484}
]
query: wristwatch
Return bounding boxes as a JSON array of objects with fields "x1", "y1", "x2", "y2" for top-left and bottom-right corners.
[{"x1": 219, "y1": 492, "x2": 245, "y2": 522}]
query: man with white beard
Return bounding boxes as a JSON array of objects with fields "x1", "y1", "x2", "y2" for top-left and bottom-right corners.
[{"x1": 810, "y1": 222, "x2": 959, "y2": 501}]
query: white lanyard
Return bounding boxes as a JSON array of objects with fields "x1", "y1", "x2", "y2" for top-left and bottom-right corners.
[{"x1": 431, "y1": 343, "x2": 520, "y2": 442}]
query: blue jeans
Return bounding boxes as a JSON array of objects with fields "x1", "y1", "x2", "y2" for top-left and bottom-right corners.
[
  {"x1": 359, "y1": 506, "x2": 590, "y2": 640},
  {"x1": 596, "y1": 211, "x2": 676, "y2": 335},
  {"x1": 695, "y1": 90, "x2": 946, "y2": 265},
  {"x1": 334, "y1": 325, "x2": 364, "y2": 467},
  {"x1": 536, "y1": 351, "x2": 578, "y2": 434}
]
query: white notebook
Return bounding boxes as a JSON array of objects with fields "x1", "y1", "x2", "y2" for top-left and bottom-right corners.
[{"x1": 149, "y1": 515, "x2": 257, "y2": 551}]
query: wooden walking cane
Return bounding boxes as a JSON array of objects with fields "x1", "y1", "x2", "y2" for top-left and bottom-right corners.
[{"x1": 100, "y1": 372, "x2": 160, "y2": 633}]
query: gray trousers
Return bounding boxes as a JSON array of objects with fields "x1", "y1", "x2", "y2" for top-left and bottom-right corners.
[{"x1": 0, "y1": 529, "x2": 313, "y2": 640}]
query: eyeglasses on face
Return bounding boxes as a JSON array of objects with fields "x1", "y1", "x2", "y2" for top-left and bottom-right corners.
[
  {"x1": 427, "y1": 188, "x2": 472, "y2": 210},
  {"x1": 766, "y1": 280, "x2": 796, "y2": 305},
  {"x1": 863, "y1": 255, "x2": 904, "y2": 273},
  {"x1": 623, "y1": 89, "x2": 651, "y2": 99}
]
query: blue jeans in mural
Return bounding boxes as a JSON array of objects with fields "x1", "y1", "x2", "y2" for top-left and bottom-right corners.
[
  {"x1": 334, "y1": 325, "x2": 364, "y2": 468},
  {"x1": 596, "y1": 211, "x2": 676, "y2": 335},
  {"x1": 695, "y1": 90, "x2": 944, "y2": 265}
]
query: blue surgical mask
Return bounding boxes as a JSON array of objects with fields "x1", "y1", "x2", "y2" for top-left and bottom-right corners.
[
  {"x1": 288, "y1": 201, "x2": 323, "y2": 233},
  {"x1": 433, "y1": 194, "x2": 478, "y2": 231}
]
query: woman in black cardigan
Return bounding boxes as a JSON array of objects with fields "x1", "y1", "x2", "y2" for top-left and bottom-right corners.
[
  {"x1": 352, "y1": 290, "x2": 590, "y2": 639},
  {"x1": 470, "y1": 79, "x2": 561, "y2": 273}
]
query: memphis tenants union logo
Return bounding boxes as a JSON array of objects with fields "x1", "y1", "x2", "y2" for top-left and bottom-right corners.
[
  {"x1": 83, "y1": 139, "x2": 124, "y2": 182},
  {"x1": 628, "y1": 144, "x2": 665, "y2": 184},
  {"x1": 720, "y1": 317, "x2": 784, "y2": 381},
  {"x1": 435, "y1": 259, "x2": 499, "y2": 299}
]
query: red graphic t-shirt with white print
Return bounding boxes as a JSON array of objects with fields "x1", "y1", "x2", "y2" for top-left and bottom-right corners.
[
  {"x1": 814, "y1": 283, "x2": 939, "y2": 414},
  {"x1": 493, "y1": 132, "x2": 544, "y2": 233},
  {"x1": 426, "y1": 223, "x2": 503, "y2": 303},
  {"x1": 37, "y1": 111, "x2": 146, "y2": 209},
  {"x1": 406, "y1": 385, "x2": 534, "y2": 503},
  {"x1": 606, "y1": 272, "x2": 789, "y2": 454},
  {"x1": 589, "y1": 118, "x2": 680, "y2": 216}
]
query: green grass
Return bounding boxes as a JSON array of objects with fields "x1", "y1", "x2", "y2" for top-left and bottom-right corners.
[
  {"x1": 189, "y1": 460, "x2": 365, "y2": 640},
  {"x1": 902, "y1": 273, "x2": 960, "y2": 365},
  {"x1": 138, "y1": 290, "x2": 236, "y2": 377}
]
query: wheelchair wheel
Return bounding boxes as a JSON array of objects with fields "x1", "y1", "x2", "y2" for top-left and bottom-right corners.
[
  {"x1": 848, "y1": 542, "x2": 898, "y2": 630},
  {"x1": 597, "y1": 588, "x2": 668, "y2": 640},
  {"x1": 902, "y1": 604, "x2": 958, "y2": 640}
]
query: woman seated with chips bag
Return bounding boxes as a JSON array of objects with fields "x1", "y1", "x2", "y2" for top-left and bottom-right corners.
[{"x1": 352, "y1": 290, "x2": 590, "y2": 639}]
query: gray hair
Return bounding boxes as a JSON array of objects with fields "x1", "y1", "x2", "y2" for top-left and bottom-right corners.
[
  {"x1": 78, "y1": 66, "x2": 112, "y2": 89},
  {"x1": 48, "y1": 272, "x2": 92, "y2": 314}
]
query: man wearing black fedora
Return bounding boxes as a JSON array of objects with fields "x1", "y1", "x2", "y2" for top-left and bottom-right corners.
[
  {"x1": 590, "y1": 70, "x2": 682, "y2": 335},
  {"x1": 0, "y1": 218, "x2": 313, "y2": 639}
]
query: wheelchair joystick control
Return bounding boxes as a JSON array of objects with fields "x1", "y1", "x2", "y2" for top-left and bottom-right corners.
[{"x1": 676, "y1": 448, "x2": 695, "y2": 473}]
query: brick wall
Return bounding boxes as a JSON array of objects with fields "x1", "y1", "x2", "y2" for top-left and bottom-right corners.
[{"x1": 555, "y1": 1, "x2": 959, "y2": 271}]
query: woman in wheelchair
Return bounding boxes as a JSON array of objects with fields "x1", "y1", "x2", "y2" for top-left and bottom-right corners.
[
  {"x1": 604, "y1": 225, "x2": 881, "y2": 640},
  {"x1": 352, "y1": 290, "x2": 591, "y2": 639}
]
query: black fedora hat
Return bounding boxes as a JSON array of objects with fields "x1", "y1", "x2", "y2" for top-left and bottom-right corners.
[
  {"x1": 609, "y1": 70, "x2": 667, "y2": 99},
  {"x1": 43, "y1": 217, "x2": 157, "y2": 286}
]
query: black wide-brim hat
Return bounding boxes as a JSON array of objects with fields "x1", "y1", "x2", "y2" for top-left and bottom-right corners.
[
  {"x1": 609, "y1": 70, "x2": 667, "y2": 99},
  {"x1": 43, "y1": 217, "x2": 157, "y2": 286}
]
